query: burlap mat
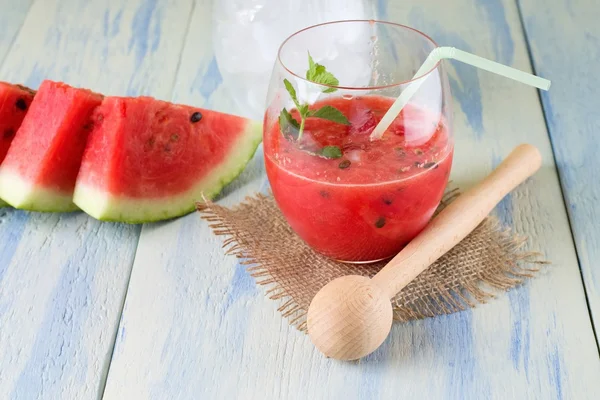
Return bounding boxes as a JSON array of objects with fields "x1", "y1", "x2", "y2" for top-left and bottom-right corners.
[{"x1": 196, "y1": 189, "x2": 546, "y2": 331}]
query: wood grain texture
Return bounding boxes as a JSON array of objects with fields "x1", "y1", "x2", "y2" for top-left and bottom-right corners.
[
  {"x1": 0, "y1": 0, "x2": 193, "y2": 398},
  {"x1": 102, "y1": 0, "x2": 600, "y2": 399},
  {"x1": 0, "y1": 0, "x2": 33, "y2": 66},
  {"x1": 518, "y1": 0, "x2": 600, "y2": 343}
]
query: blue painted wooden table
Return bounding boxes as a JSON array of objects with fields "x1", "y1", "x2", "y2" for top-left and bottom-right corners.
[{"x1": 1, "y1": 0, "x2": 599, "y2": 399}]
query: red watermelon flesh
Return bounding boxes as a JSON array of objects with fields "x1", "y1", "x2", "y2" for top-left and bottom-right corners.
[
  {"x1": 0, "y1": 82, "x2": 35, "y2": 164},
  {"x1": 0, "y1": 80, "x2": 103, "y2": 211},
  {"x1": 73, "y1": 96, "x2": 262, "y2": 222}
]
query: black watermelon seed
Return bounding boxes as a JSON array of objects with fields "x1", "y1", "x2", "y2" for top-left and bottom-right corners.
[
  {"x1": 171, "y1": 134, "x2": 179, "y2": 141},
  {"x1": 375, "y1": 217, "x2": 386, "y2": 228},
  {"x1": 382, "y1": 197, "x2": 393, "y2": 205},
  {"x1": 414, "y1": 161, "x2": 422, "y2": 167},
  {"x1": 3, "y1": 128, "x2": 15, "y2": 139},
  {"x1": 190, "y1": 112, "x2": 203, "y2": 123},
  {"x1": 319, "y1": 190, "x2": 330, "y2": 198},
  {"x1": 15, "y1": 98, "x2": 27, "y2": 111},
  {"x1": 338, "y1": 159, "x2": 351, "y2": 169},
  {"x1": 82, "y1": 122, "x2": 93, "y2": 131},
  {"x1": 423, "y1": 162, "x2": 437, "y2": 169},
  {"x1": 146, "y1": 137, "x2": 155, "y2": 148}
]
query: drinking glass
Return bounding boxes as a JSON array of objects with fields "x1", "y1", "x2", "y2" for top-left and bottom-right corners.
[{"x1": 263, "y1": 20, "x2": 453, "y2": 263}]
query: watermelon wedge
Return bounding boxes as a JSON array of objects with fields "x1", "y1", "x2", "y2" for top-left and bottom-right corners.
[
  {"x1": 73, "y1": 96, "x2": 262, "y2": 222},
  {"x1": 0, "y1": 80, "x2": 102, "y2": 211},
  {"x1": 0, "y1": 82, "x2": 35, "y2": 163},
  {"x1": 0, "y1": 82, "x2": 35, "y2": 207}
]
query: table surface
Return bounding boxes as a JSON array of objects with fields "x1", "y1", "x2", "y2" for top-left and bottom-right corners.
[{"x1": 0, "y1": 0, "x2": 598, "y2": 399}]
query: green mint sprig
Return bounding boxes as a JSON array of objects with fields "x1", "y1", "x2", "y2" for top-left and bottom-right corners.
[
  {"x1": 307, "y1": 52, "x2": 339, "y2": 93},
  {"x1": 279, "y1": 52, "x2": 350, "y2": 149}
]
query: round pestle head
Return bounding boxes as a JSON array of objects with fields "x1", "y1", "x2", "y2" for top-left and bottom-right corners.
[{"x1": 307, "y1": 275, "x2": 393, "y2": 361}]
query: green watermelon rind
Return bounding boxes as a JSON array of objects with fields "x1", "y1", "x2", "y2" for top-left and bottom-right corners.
[
  {"x1": 0, "y1": 169, "x2": 79, "y2": 212},
  {"x1": 73, "y1": 120, "x2": 263, "y2": 223}
]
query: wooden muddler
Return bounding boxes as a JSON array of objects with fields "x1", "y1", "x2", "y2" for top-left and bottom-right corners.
[{"x1": 307, "y1": 143, "x2": 542, "y2": 361}]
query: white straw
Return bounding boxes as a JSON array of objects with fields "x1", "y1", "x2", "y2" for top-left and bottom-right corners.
[{"x1": 369, "y1": 47, "x2": 551, "y2": 141}]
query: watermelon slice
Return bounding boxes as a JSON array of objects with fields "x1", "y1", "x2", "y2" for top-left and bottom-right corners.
[
  {"x1": 0, "y1": 82, "x2": 35, "y2": 164},
  {"x1": 0, "y1": 80, "x2": 103, "y2": 211},
  {"x1": 73, "y1": 96, "x2": 262, "y2": 222},
  {"x1": 0, "y1": 82, "x2": 35, "y2": 207}
]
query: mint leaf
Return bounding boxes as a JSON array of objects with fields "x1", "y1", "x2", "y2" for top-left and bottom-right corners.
[
  {"x1": 279, "y1": 108, "x2": 300, "y2": 139},
  {"x1": 309, "y1": 105, "x2": 350, "y2": 125},
  {"x1": 320, "y1": 145, "x2": 343, "y2": 159},
  {"x1": 313, "y1": 72, "x2": 339, "y2": 93},
  {"x1": 283, "y1": 79, "x2": 300, "y2": 109},
  {"x1": 308, "y1": 51, "x2": 317, "y2": 77},
  {"x1": 306, "y1": 52, "x2": 339, "y2": 93},
  {"x1": 299, "y1": 104, "x2": 309, "y2": 118}
]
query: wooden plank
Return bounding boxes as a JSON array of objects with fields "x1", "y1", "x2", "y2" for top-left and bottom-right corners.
[
  {"x1": 103, "y1": 0, "x2": 600, "y2": 399},
  {"x1": 518, "y1": 0, "x2": 600, "y2": 343},
  {"x1": 0, "y1": 0, "x2": 32, "y2": 65},
  {"x1": 0, "y1": 1, "x2": 193, "y2": 399}
]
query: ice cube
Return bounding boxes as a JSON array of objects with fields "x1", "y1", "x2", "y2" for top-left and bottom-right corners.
[
  {"x1": 397, "y1": 105, "x2": 441, "y2": 147},
  {"x1": 346, "y1": 150, "x2": 362, "y2": 163},
  {"x1": 348, "y1": 100, "x2": 378, "y2": 135}
]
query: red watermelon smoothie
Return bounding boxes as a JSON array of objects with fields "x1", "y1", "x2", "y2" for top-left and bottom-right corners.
[{"x1": 264, "y1": 95, "x2": 453, "y2": 262}]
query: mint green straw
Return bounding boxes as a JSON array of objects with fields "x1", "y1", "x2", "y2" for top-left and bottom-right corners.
[{"x1": 369, "y1": 46, "x2": 551, "y2": 141}]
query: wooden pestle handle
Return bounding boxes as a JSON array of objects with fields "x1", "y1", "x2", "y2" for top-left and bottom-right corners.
[{"x1": 371, "y1": 144, "x2": 542, "y2": 299}]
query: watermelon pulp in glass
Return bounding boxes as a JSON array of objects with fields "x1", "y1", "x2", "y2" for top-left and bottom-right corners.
[
  {"x1": 73, "y1": 96, "x2": 262, "y2": 223},
  {"x1": 264, "y1": 96, "x2": 453, "y2": 262},
  {"x1": 0, "y1": 80, "x2": 102, "y2": 211}
]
